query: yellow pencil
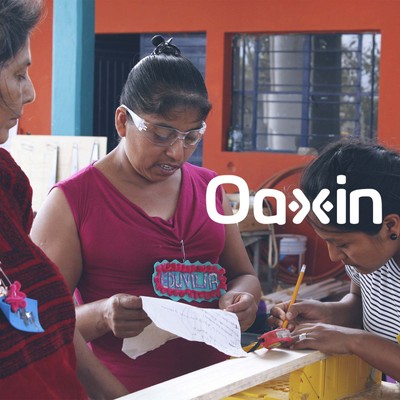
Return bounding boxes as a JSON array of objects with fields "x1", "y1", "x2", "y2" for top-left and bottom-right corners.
[{"x1": 282, "y1": 264, "x2": 306, "y2": 329}]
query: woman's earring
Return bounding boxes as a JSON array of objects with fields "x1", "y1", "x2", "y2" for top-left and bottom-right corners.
[{"x1": 390, "y1": 233, "x2": 398, "y2": 241}]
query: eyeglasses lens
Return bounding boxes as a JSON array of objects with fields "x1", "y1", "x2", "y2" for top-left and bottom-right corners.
[{"x1": 144, "y1": 123, "x2": 202, "y2": 147}]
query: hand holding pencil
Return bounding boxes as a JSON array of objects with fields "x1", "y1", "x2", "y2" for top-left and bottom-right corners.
[{"x1": 245, "y1": 264, "x2": 307, "y2": 352}]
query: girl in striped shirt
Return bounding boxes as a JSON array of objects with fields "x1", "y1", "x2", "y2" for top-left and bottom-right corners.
[{"x1": 269, "y1": 139, "x2": 400, "y2": 382}]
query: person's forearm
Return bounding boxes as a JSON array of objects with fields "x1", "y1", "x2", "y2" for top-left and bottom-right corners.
[
  {"x1": 76, "y1": 299, "x2": 110, "y2": 342},
  {"x1": 348, "y1": 331, "x2": 400, "y2": 381},
  {"x1": 322, "y1": 293, "x2": 363, "y2": 328},
  {"x1": 74, "y1": 328, "x2": 129, "y2": 399}
]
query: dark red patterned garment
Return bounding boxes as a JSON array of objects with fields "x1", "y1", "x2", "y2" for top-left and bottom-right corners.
[{"x1": 0, "y1": 149, "x2": 86, "y2": 399}]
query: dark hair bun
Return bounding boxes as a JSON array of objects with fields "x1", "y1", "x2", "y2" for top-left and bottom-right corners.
[
  {"x1": 151, "y1": 35, "x2": 181, "y2": 56},
  {"x1": 151, "y1": 35, "x2": 165, "y2": 47}
]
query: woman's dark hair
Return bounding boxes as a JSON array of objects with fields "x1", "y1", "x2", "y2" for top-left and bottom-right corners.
[
  {"x1": 300, "y1": 138, "x2": 400, "y2": 234},
  {"x1": 0, "y1": 0, "x2": 43, "y2": 68},
  {"x1": 120, "y1": 35, "x2": 211, "y2": 120}
]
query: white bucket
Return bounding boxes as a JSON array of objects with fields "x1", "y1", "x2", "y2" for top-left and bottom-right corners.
[{"x1": 277, "y1": 234, "x2": 307, "y2": 273}]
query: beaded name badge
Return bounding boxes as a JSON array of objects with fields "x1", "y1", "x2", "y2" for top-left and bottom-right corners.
[{"x1": 152, "y1": 260, "x2": 227, "y2": 302}]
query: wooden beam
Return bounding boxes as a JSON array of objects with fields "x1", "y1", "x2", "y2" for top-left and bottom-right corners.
[{"x1": 117, "y1": 349, "x2": 326, "y2": 400}]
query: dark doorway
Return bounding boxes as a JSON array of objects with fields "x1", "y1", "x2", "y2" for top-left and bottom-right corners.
[{"x1": 93, "y1": 34, "x2": 139, "y2": 153}]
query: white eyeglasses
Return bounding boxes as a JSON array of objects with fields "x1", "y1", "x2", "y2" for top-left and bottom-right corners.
[{"x1": 121, "y1": 104, "x2": 206, "y2": 148}]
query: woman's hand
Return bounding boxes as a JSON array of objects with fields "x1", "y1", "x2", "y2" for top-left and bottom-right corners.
[
  {"x1": 268, "y1": 299, "x2": 333, "y2": 331},
  {"x1": 290, "y1": 322, "x2": 360, "y2": 355},
  {"x1": 219, "y1": 291, "x2": 258, "y2": 331},
  {"x1": 102, "y1": 294, "x2": 152, "y2": 338},
  {"x1": 292, "y1": 324, "x2": 400, "y2": 382}
]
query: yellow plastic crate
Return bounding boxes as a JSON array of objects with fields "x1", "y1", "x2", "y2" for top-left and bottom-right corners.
[{"x1": 225, "y1": 355, "x2": 381, "y2": 400}]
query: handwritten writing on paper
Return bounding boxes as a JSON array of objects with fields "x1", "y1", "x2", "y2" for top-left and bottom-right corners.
[{"x1": 122, "y1": 296, "x2": 247, "y2": 359}]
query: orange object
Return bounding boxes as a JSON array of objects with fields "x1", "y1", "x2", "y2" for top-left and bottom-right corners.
[
  {"x1": 245, "y1": 328, "x2": 293, "y2": 352},
  {"x1": 259, "y1": 328, "x2": 293, "y2": 349}
]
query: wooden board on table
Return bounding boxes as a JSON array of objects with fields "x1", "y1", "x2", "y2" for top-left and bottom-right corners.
[
  {"x1": 9, "y1": 135, "x2": 107, "y2": 213},
  {"x1": 117, "y1": 349, "x2": 326, "y2": 400}
]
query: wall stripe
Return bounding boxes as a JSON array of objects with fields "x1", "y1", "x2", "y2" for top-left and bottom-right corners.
[{"x1": 52, "y1": 0, "x2": 94, "y2": 136}]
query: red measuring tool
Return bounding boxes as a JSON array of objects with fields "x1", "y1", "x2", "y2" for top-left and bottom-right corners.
[{"x1": 246, "y1": 265, "x2": 306, "y2": 352}]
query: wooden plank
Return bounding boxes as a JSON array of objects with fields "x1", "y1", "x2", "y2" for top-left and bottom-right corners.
[
  {"x1": 262, "y1": 279, "x2": 350, "y2": 311},
  {"x1": 117, "y1": 349, "x2": 326, "y2": 400}
]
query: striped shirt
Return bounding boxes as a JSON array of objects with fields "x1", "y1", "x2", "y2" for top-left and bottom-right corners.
[{"x1": 345, "y1": 258, "x2": 400, "y2": 343}]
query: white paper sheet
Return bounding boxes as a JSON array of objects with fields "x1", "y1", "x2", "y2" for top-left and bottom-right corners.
[{"x1": 122, "y1": 296, "x2": 247, "y2": 359}]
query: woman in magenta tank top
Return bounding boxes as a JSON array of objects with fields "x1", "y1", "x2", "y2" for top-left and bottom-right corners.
[{"x1": 31, "y1": 35, "x2": 262, "y2": 393}]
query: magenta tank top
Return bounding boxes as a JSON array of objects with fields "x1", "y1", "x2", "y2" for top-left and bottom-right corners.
[{"x1": 55, "y1": 162, "x2": 228, "y2": 392}]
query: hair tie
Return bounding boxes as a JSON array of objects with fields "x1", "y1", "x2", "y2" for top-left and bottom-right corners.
[{"x1": 151, "y1": 35, "x2": 181, "y2": 56}]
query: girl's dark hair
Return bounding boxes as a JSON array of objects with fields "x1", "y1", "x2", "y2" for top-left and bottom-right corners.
[
  {"x1": 300, "y1": 138, "x2": 400, "y2": 234},
  {"x1": 0, "y1": 0, "x2": 43, "y2": 68},
  {"x1": 120, "y1": 36, "x2": 211, "y2": 120}
]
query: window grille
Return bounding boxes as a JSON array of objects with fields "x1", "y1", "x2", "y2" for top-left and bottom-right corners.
[{"x1": 229, "y1": 33, "x2": 380, "y2": 153}]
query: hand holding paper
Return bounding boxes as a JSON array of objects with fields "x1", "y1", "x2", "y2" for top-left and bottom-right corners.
[{"x1": 122, "y1": 296, "x2": 247, "y2": 359}]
